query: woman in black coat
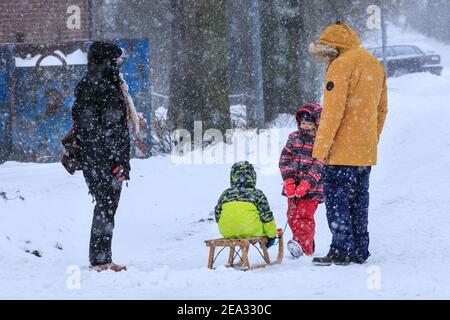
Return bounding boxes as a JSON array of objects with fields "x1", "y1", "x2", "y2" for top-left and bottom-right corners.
[{"x1": 72, "y1": 41, "x2": 130, "y2": 272}]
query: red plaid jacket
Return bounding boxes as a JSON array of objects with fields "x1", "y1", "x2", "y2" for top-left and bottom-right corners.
[{"x1": 279, "y1": 130, "x2": 324, "y2": 202}]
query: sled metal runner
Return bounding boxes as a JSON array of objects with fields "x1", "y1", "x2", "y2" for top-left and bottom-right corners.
[{"x1": 205, "y1": 233, "x2": 283, "y2": 271}]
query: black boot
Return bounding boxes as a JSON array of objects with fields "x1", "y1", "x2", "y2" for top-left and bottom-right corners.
[
  {"x1": 333, "y1": 257, "x2": 352, "y2": 266},
  {"x1": 312, "y1": 254, "x2": 333, "y2": 266},
  {"x1": 312, "y1": 254, "x2": 351, "y2": 266},
  {"x1": 351, "y1": 253, "x2": 371, "y2": 264}
]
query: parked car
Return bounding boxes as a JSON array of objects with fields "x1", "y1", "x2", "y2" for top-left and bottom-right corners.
[{"x1": 367, "y1": 45, "x2": 443, "y2": 77}]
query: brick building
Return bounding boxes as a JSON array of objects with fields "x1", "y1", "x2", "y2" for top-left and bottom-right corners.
[{"x1": 0, "y1": 0, "x2": 90, "y2": 44}]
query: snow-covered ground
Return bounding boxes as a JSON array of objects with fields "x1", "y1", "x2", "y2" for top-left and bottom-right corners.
[{"x1": 1, "y1": 26, "x2": 450, "y2": 300}]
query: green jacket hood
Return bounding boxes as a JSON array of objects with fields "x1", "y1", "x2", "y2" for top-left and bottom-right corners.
[{"x1": 230, "y1": 161, "x2": 257, "y2": 188}]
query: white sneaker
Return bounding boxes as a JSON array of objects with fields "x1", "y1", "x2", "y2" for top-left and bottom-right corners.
[{"x1": 287, "y1": 239, "x2": 304, "y2": 259}]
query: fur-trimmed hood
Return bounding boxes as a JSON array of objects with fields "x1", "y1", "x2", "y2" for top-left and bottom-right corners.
[
  {"x1": 308, "y1": 41, "x2": 339, "y2": 63},
  {"x1": 309, "y1": 22, "x2": 361, "y2": 62}
]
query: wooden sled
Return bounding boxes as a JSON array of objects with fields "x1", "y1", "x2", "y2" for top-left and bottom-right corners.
[{"x1": 205, "y1": 229, "x2": 283, "y2": 271}]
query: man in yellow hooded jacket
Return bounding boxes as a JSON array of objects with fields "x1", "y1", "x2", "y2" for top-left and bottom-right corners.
[{"x1": 309, "y1": 22, "x2": 388, "y2": 266}]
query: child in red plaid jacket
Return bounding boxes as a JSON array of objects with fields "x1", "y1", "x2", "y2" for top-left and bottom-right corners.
[{"x1": 279, "y1": 103, "x2": 324, "y2": 257}]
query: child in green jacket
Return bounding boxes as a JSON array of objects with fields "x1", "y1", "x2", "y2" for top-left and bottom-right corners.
[{"x1": 214, "y1": 161, "x2": 277, "y2": 246}]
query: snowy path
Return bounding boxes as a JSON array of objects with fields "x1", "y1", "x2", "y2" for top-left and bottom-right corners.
[{"x1": 1, "y1": 27, "x2": 450, "y2": 299}]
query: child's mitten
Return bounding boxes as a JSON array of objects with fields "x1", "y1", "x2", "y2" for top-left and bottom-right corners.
[
  {"x1": 295, "y1": 180, "x2": 311, "y2": 198},
  {"x1": 283, "y1": 178, "x2": 296, "y2": 198}
]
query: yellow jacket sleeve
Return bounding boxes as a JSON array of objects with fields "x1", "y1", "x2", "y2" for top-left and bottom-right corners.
[
  {"x1": 377, "y1": 75, "x2": 388, "y2": 142},
  {"x1": 312, "y1": 58, "x2": 352, "y2": 160},
  {"x1": 263, "y1": 220, "x2": 277, "y2": 239}
]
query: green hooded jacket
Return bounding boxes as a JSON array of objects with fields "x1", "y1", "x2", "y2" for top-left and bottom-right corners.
[{"x1": 214, "y1": 161, "x2": 277, "y2": 239}]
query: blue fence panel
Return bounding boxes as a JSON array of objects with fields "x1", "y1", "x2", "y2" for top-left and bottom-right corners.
[
  {"x1": 114, "y1": 38, "x2": 151, "y2": 158},
  {"x1": 0, "y1": 46, "x2": 12, "y2": 163},
  {"x1": 12, "y1": 65, "x2": 85, "y2": 162}
]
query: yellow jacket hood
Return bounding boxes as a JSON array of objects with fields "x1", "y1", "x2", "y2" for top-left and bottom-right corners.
[{"x1": 318, "y1": 23, "x2": 361, "y2": 51}]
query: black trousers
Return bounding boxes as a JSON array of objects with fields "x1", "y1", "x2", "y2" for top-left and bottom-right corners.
[{"x1": 83, "y1": 167, "x2": 122, "y2": 266}]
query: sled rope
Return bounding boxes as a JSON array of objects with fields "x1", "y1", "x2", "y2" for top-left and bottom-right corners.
[
  {"x1": 230, "y1": 247, "x2": 243, "y2": 264},
  {"x1": 212, "y1": 246, "x2": 245, "y2": 266},
  {"x1": 211, "y1": 246, "x2": 227, "y2": 265},
  {"x1": 273, "y1": 220, "x2": 289, "y2": 246},
  {"x1": 250, "y1": 243, "x2": 266, "y2": 260}
]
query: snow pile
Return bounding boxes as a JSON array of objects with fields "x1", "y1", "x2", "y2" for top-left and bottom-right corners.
[{"x1": 1, "y1": 26, "x2": 450, "y2": 299}]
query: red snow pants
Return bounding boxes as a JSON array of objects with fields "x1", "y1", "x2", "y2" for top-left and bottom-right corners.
[{"x1": 287, "y1": 199, "x2": 319, "y2": 256}]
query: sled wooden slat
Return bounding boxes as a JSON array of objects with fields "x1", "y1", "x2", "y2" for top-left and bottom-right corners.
[
  {"x1": 205, "y1": 237, "x2": 267, "y2": 247},
  {"x1": 205, "y1": 233, "x2": 283, "y2": 271}
]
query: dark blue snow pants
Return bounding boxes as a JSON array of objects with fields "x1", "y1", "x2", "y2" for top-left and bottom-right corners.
[{"x1": 323, "y1": 165, "x2": 371, "y2": 262}]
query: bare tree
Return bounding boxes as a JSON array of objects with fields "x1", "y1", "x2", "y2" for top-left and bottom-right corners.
[{"x1": 168, "y1": 0, "x2": 230, "y2": 139}]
